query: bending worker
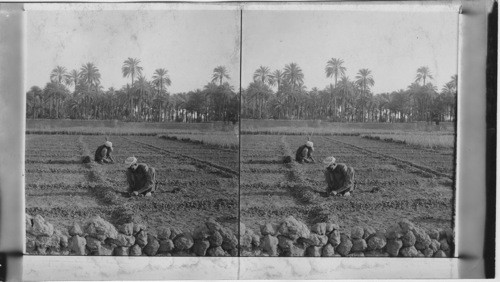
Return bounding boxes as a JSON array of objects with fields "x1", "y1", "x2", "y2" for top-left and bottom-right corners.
[
  {"x1": 95, "y1": 141, "x2": 115, "y2": 164},
  {"x1": 323, "y1": 156, "x2": 355, "y2": 197},
  {"x1": 124, "y1": 157, "x2": 157, "y2": 197},
  {"x1": 295, "y1": 141, "x2": 316, "y2": 163}
]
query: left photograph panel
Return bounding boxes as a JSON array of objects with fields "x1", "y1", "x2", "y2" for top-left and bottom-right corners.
[{"x1": 24, "y1": 4, "x2": 241, "y2": 256}]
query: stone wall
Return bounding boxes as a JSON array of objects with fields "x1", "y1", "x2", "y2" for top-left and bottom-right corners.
[{"x1": 26, "y1": 214, "x2": 453, "y2": 257}]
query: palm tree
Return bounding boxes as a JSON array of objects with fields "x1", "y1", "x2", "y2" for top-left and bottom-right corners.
[
  {"x1": 270, "y1": 69, "x2": 284, "y2": 91},
  {"x1": 79, "y1": 62, "x2": 101, "y2": 91},
  {"x1": 152, "y1": 68, "x2": 172, "y2": 95},
  {"x1": 355, "y1": 68, "x2": 375, "y2": 94},
  {"x1": 50, "y1": 66, "x2": 68, "y2": 84},
  {"x1": 325, "y1": 58, "x2": 346, "y2": 88},
  {"x1": 415, "y1": 66, "x2": 434, "y2": 86},
  {"x1": 283, "y1": 63, "x2": 304, "y2": 91},
  {"x1": 212, "y1": 66, "x2": 230, "y2": 85},
  {"x1": 325, "y1": 58, "x2": 346, "y2": 119},
  {"x1": 253, "y1": 66, "x2": 272, "y2": 85},
  {"x1": 65, "y1": 69, "x2": 80, "y2": 92},
  {"x1": 122, "y1": 58, "x2": 143, "y2": 86},
  {"x1": 355, "y1": 69, "x2": 375, "y2": 122}
]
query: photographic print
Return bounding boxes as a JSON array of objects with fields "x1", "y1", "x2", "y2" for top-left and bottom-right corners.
[
  {"x1": 239, "y1": 6, "x2": 458, "y2": 257},
  {"x1": 24, "y1": 4, "x2": 241, "y2": 256}
]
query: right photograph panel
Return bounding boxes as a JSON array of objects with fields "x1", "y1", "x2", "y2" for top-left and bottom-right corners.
[{"x1": 239, "y1": 5, "x2": 458, "y2": 257}]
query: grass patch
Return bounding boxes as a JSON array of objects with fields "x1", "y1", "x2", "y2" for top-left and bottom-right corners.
[{"x1": 362, "y1": 133, "x2": 455, "y2": 149}]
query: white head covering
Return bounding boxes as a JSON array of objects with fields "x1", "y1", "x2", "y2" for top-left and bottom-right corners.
[
  {"x1": 105, "y1": 141, "x2": 112, "y2": 148},
  {"x1": 125, "y1": 157, "x2": 137, "y2": 167},
  {"x1": 323, "y1": 156, "x2": 336, "y2": 167},
  {"x1": 306, "y1": 141, "x2": 313, "y2": 148}
]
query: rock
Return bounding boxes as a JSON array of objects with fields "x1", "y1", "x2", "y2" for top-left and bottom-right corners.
[
  {"x1": 311, "y1": 223, "x2": 327, "y2": 235},
  {"x1": 114, "y1": 246, "x2": 129, "y2": 256},
  {"x1": 363, "y1": 226, "x2": 376, "y2": 240},
  {"x1": 402, "y1": 231, "x2": 416, "y2": 247},
  {"x1": 328, "y1": 230, "x2": 341, "y2": 247},
  {"x1": 192, "y1": 225, "x2": 210, "y2": 240},
  {"x1": 306, "y1": 233, "x2": 328, "y2": 247},
  {"x1": 434, "y1": 250, "x2": 447, "y2": 257},
  {"x1": 278, "y1": 235, "x2": 306, "y2": 256},
  {"x1": 261, "y1": 235, "x2": 279, "y2": 256},
  {"x1": 239, "y1": 223, "x2": 246, "y2": 236},
  {"x1": 169, "y1": 227, "x2": 183, "y2": 240},
  {"x1": 423, "y1": 248, "x2": 434, "y2": 257},
  {"x1": 386, "y1": 224, "x2": 403, "y2": 240},
  {"x1": 260, "y1": 223, "x2": 276, "y2": 236},
  {"x1": 205, "y1": 218, "x2": 222, "y2": 232},
  {"x1": 228, "y1": 248, "x2": 238, "y2": 257},
  {"x1": 209, "y1": 231, "x2": 223, "y2": 247},
  {"x1": 335, "y1": 235, "x2": 352, "y2": 256},
  {"x1": 251, "y1": 234, "x2": 261, "y2": 247},
  {"x1": 364, "y1": 250, "x2": 390, "y2": 257},
  {"x1": 60, "y1": 235, "x2": 69, "y2": 248},
  {"x1": 440, "y1": 239, "x2": 450, "y2": 251},
  {"x1": 31, "y1": 215, "x2": 54, "y2": 237},
  {"x1": 414, "y1": 228, "x2": 432, "y2": 250},
  {"x1": 26, "y1": 214, "x2": 34, "y2": 234},
  {"x1": 220, "y1": 228, "x2": 238, "y2": 250},
  {"x1": 207, "y1": 246, "x2": 226, "y2": 256},
  {"x1": 428, "y1": 229, "x2": 440, "y2": 240},
  {"x1": 173, "y1": 233, "x2": 194, "y2": 251},
  {"x1": 133, "y1": 223, "x2": 147, "y2": 234},
  {"x1": 112, "y1": 234, "x2": 135, "y2": 247},
  {"x1": 416, "y1": 251, "x2": 425, "y2": 257},
  {"x1": 96, "y1": 244, "x2": 114, "y2": 256},
  {"x1": 68, "y1": 235, "x2": 86, "y2": 255},
  {"x1": 278, "y1": 216, "x2": 310, "y2": 240},
  {"x1": 36, "y1": 235, "x2": 60, "y2": 251},
  {"x1": 306, "y1": 246, "x2": 322, "y2": 257},
  {"x1": 26, "y1": 235, "x2": 36, "y2": 253},
  {"x1": 143, "y1": 235, "x2": 160, "y2": 256},
  {"x1": 129, "y1": 244, "x2": 142, "y2": 256},
  {"x1": 118, "y1": 223, "x2": 134, "y2": 236},
  {"x1": 351, "y1": 226, "x2": 364, "y2": 239},
  {"x1": 325, "y1": 223, "x2": 339, "y2": 234},
  {"x1": 193, "y1": 240, "x2": 210, "y2": 256},
  {"x1": 136, "y1": 230, "x2": 148, "y2": 247},
  {"x1": 240, "y1": 232, "x2": 253, "y2": 249},
  {"x1": 399, "y1": 219, "x2": 415, "y2": 233},
  {"x1": 157, "y1": 226, "x2": 172, "y2": 240},
  {"x1": 429, "y1": 239, "x2": 441, "y2": 252},
  {"x1": 400, "y1": 246, "x2": 419, "y2": 257},
  {"x1": 158, "y1": 239, "x2": 175, "y2": 254},
  {"x1": 347, "y1": 252, "x2": 365, "y2": 257},
  {"x1": 86, "y1": 236, "x2": 102, "y2": 251},
  {"x1": 322, "y1": 244, "x2": 335, "y2": 257},
  {"x1": 367, "y1": 235, "x2": 386, "y2": 250},
  {"x1": 386, "y1": 239, "x2": 403, "y2": 257},
  {"x1": 444, "y1": 228, "x2": 454, "y2": 243},
  {"x1": 84, "y1": 216, "x2": 118, "y2": 241},
  {"x1": 351, "y1": 238, "x2": 367, "y2": 252}
]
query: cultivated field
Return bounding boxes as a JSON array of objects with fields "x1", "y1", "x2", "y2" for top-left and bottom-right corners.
[
  {"x1": 240, "y1": 133, "x2": 455, "y2": 234},
  {"x1": 25, "y1": 133, "x2": 239, "y2": 236}
]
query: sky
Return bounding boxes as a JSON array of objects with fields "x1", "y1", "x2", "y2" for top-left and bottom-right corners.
[
  {"x1": 26, "y1": 5, "x2": 458, "y2": 95},
  {"x1": 242, "y1": 9, "x2": 458, "y2": 94},
  {"x1": 26, "y1": 7, "x2": 241, "y2": 93}
]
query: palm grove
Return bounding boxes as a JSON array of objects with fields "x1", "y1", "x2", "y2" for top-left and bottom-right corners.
[
  {"x1": 26, "y1": 58, "x2": 239, "y2": 123},
  {"x1": 242, "y1": 59, "x2": 457, "y2": 123}
]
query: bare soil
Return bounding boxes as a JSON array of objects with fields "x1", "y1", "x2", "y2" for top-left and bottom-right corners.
[
  {"x1": 240, "y1": 134, "x2": 455, "y2": 234},
  {"x1": 25, "y1": 134, "x2": 239, "y2": 235}
]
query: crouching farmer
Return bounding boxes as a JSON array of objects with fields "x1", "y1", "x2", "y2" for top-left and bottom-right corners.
[
  {"x1": 323, "y1": 156, "x2": 355, "y2": 197},
  {"x1": 296, "y1": 141, "x2": 316, "y2": 163},
  {"x1": 125, "y1": 157, "x2": 157, "y2": 197},
  {"x1": 95, "y1": 141, "x2": 115, "y2": 164}
]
